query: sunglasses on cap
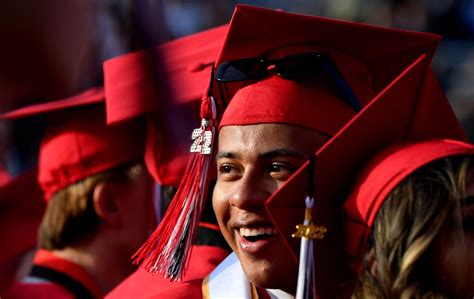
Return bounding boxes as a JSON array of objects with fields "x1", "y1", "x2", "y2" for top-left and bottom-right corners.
[{"x1": 215, "y1": 52, "x2": 363, "y2": 112}]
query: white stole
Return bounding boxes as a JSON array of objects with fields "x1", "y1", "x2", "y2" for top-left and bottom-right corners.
[{"x1": 204, "y1": 253, "x2": 294, "y2": 299}]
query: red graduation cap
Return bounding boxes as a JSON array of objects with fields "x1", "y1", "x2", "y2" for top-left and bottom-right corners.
[
  {"x1": 344, "y1": 139, "x2": 474, "y2": 279},
  {"x1": 216, "y1": 5, "x2": 440, "y2": 87},
  {"x1": 1, "y1": 87, "x2": 146, "y2": 200},
  {"x1": 0, "y1": 168, "x2": 45, "y2": 286},
  {"x1": 264, "y1": 55, "x2": 466, "y2": 297},
  {"x1": 214, "y1": 5, "x2": 441, "y2": 133},
  {"x1": 103, "y1": 25, "x2": 228, "y2": 187}
]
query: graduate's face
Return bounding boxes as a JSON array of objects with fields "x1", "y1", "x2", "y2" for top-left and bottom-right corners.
[{"x1": 213, "y1": 123, "x2": 327, "y2": 292}]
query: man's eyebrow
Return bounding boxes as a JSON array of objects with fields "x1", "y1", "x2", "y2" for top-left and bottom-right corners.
[
  {"x1": 216, "y1": 149, "x2": 308, "y2": 160},
  {"x1": 260, "y1": 149, "x2": 308, "y2": 160},
  {"x1": 216, "y1": 151, "x2": 237, "y2": 159}
]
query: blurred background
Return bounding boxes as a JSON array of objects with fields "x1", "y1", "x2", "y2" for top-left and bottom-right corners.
[{"x1": 1, "y1": 0, "x2": 473, "y2": 179}]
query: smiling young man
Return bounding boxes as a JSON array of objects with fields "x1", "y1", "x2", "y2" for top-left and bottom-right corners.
[{"x1": 201, "y1": 5, "x2": 445, "y2": 298}]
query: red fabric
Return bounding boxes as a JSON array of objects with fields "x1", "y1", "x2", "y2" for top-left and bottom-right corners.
[
  {"x1": 30, "y1": 249, "x2": 104, "y2": 298},
  {"x1": 408, "y1": 66, "x2": 467, "y2": 139},
  {"x1": 0, "y1": 165, "x2": 10, "y2": 186},
  {"x1": 264, "y1": 55, "x2": 466, "y2": 297},
  {"x1": 103, "y1": 26, "x2": 227, "y2": 187},
  {"x1": 216, "y1": 4, "x2": 444, "y2": 140},
  {"x1": 1, "y1": 87, "x2": 146, "y2": 199},
  {"x1": 4, "y1": 280, "x2": 74, "y2": 299},
  {"x1": 104, "y1": 25, "x2": 228, "y2": 124},
  {"x1": 214, "y1": 5, "x2": 441, "y2": 114},
  {"x1": 0, "y1": 169, "x2": 45, "y2": 265},
  {"x1": 103, "y1": 51, "x2": 161, "y2": 124},
  {"x1": 106, "y1": 245, "x2": 229, "y2": 299},
  {"x1": 4, "y1": 249, "x2": 104, "y2": 298},
  {"x1": 38, "y1": 105, "x2": 145, "y2": 199},
  {"x1": 133, "y1": 152, "x2": 214, "y2": 278},
  {"x1": 219, "y1": 75, "x2": 358, "y2": 135},
  {"x1": 0, "y1": 168, "x2": 45, "y2": 293},
  {"x1": 344, "y1": 139, "x2": 474, "y2": 274},
  {"x1": 144, "y1": 100, "x2": 200, "y2": 187},
  {"x1": 265, "y1": 54, "x2": 466, "y2": 259},
  {"x1": 0, "y1": 88, "x2": 104, "y2": 119}
]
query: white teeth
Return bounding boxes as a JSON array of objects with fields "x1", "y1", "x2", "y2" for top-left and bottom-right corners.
[{"x1": 239, "y1": 227, "x2": 278, "y2": 237}]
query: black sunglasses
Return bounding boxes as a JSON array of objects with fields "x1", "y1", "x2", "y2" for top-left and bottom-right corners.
[{"x1": 215, "y1": 52, "x2": 362, "y2": 112}]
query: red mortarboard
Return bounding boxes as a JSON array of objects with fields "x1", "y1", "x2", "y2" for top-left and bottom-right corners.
[
  {"x1": 103, "y1": 25, "x2": 228, "y2": 187},
  {"x1": 1, "y1": 87, "x2": 146, "y2": 200},
  {"x1": 264, "y1": 55, "x2": 466, "y2": 297},
  {"x1": 216, "y1": 5, "x2": 441, "y2": 134},
  {"x1": 0, "y1": 168, "x2": 45, "y2": 266},
  {"x1": 344, "y1": 139, "x2": 474, "y2": 277}
]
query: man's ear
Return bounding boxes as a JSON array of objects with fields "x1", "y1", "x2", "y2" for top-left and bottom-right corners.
[{"x1": 92, "y1": 182, "x2": 120, "y2": 225}]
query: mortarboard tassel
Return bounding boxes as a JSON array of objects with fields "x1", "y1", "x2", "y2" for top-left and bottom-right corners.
[
  {"x1": 133, "y1": 94, "x2": 217, "y2": 280},
  {"x1": 292, "y1": 157, "x2": 327, "y2": 299}
]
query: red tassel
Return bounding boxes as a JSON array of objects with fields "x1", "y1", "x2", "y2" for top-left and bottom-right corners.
[{"x1": 133, "y1": 96, "x2": 216, "y2": 280}]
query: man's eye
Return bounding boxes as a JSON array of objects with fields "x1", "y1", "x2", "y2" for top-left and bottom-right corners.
[
  {"x1": 269, "y1": 163, "x2": 296, "y2": 173},
  {"x1": 267, "y1": 163, "x2": 296, "y2": 180},
  {"x1": 217, "y1": 164, "x2": 241, "y2": 181},
  {"x1": 269, "y1": 164, "x2": 283, "y2": 172},
  {"x1": 219, "y1": 165, "x2": 234, "y2": 174}
]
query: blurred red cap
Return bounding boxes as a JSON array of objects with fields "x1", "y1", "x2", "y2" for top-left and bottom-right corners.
[
  {"x1": 1, "y1": 87, "x2": 146, "y2": 199},
  {"x1": 103, "y1": 25, "x2": 228, "y2": 186}
]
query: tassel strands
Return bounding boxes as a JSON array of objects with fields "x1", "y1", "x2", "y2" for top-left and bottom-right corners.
[
  {"x1": 133, "y1": 95, "x2": 217, "y2": 281},
  {"x1": 292, "y1": 157, "x2": 327, "y2": 299}
]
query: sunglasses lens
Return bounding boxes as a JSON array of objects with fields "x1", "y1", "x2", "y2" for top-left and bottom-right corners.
[
  {"x1": 215, "y1": 59, "x2": 266, "y2": 82},
  {"x1": 276, "y1": 53, "x2": 324, "y2": 77},
  {"x1": 216, "y1": 52, "x2": 362, "y2": 111}
]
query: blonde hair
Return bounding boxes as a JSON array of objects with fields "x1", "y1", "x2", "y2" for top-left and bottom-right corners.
[
  {"x1": 355, "y1": 156, "x2": 473, "y2": 299},
  {"x1": 39, "y1": 162, "x2": 144, "y2": 250}
]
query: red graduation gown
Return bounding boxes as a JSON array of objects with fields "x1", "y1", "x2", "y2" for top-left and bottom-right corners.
[
  {"x1": 106, "y1": 245, "x2": 230, "y2": 299},
  {"x1": 4, "y1": 249, "x2": 104, "y2": 299}
]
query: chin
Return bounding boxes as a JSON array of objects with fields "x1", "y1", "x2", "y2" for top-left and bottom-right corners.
[{"x1": 243, "y1": 262, "x2": 297, "y2": 293}]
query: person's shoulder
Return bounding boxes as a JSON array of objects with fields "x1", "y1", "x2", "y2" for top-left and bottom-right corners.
[
  {"x1": 107, "y1": 245, "x2": 229, "y2": 299},
  {"x1": 147, "y1": 279, "x2": 203, "y2": 299},
  {"x1": 106, "y1": 267, "x2": 203, "y2": 299},
  {"x1": 5, "y1": 279, "x2": 75, "y2": 299}
]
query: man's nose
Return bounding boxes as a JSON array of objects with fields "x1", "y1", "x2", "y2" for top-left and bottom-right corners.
[{"x1": 228, "y1": 169, "x2": 272, "y2": 210}]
